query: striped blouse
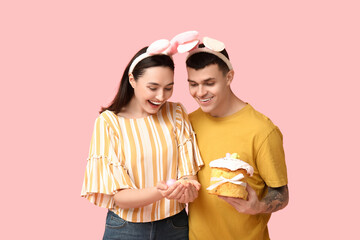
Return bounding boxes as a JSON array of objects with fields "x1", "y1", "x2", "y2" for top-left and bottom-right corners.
[{"x1": 81, "y1": 102, "x2": 203, "y2": 222}]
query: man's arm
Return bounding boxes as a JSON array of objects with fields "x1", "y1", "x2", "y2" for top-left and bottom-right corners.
[
  {"x1": 261, "y1": 185, "x2": 289, "y2": 213},
  {"x1": 219, "y1": 184, "x2": 289, "y2": 215}
]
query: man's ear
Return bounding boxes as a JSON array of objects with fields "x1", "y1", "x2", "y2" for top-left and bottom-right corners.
[
  {"x1": 226, "y1": 70, "x2": 235, "y2": 86},
  {"x1": 129, "y1": 73, "x2": 135, "y2": 88}
]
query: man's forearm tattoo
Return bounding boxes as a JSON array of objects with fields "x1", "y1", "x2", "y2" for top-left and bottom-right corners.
[{"x1": 262, "y1": 185, "x2": 289, "y2": 213}]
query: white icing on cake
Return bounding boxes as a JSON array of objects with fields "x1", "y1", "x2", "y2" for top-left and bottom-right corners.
[{"x1": 209, "y1": 155, "x2": 254, "y2": 176}]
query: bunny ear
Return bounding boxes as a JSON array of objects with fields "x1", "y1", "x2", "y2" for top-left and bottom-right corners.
[
  {"x1": 177, "y1": 40, "x2": 200, "y2": 53},
  {"x1": 147, "y1": 39, "x2": 171, "y2": 55},
  {"x1": 203, "y1": 37, "x2": 225, "y2": 52},
  {"x1": 163, "y1": 40, "x2": 180, "y2": 56},
  {"x1": 170, "y1": 30, "x2": 199, "y2": 45},
  {"x1": 168, "y1": 30, "x2": 200, "y2": 54}
]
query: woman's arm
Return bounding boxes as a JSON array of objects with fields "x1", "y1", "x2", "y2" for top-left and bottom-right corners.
[
  {"x1": 113, "y1": 187, "x2": 163, "y2": 209},
  {"x1": 114, "y1": 182, "x2": 186, "y2": 209}
]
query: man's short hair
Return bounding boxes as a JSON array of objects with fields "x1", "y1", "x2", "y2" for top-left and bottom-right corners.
[{"x1": 186, "y1": 44, "x2": 231, "y2": 75}]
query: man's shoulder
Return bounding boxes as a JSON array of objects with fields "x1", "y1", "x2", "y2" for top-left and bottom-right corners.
[
  {"x1": 189, "y1": 108, "x2": 204, "y2": 121},
  {"x1": 246, "y1": 104, "x2": 279, "y2": 133}
]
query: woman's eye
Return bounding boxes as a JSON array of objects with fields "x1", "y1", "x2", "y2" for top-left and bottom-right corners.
[
  {"x1": 148, "y1": 87, "x2": 157, "y2": 91},
  {"x1": 165, "y1": 87, "x2": 173, "y2": 91}
]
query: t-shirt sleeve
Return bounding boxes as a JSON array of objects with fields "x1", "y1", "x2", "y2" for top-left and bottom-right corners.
[
  {"x1": 175, "y1": 103, "x2": 204, "y2": 178},
  {"x1": 81, "y1": 114, "x2": 136, "y2": 209},
  {"x1": 256, "y1": 127, "x2": 288, "y2": 188}
]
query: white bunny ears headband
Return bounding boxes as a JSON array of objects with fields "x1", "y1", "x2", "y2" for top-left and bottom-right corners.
[{"x1": 128, "y1": 31, "x2": 232, "y2": 74}]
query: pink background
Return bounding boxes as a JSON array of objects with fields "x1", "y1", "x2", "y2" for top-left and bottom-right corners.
[{"x1": 1, "y1": 0, "x2": 359, "y2": 239}]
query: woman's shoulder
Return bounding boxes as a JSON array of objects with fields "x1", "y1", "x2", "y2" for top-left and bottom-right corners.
[
  {"x1": 98, "y1": 110, "x2": 118, "y2": 120},
  {"x1": 165, "y1": 101, "x2": 188, "y2": 113},
  {"x1": 96, "y1": 110, "x2": 121, "y2": 131},
  {"x1": 161, "y1": 102, "x2": 189, "y2": 123},
  {"x1": 165, "y1": 101, "x2": 181, "y2": 108}
]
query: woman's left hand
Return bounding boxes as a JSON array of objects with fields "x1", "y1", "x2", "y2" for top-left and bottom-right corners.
[
  {"x1": 156, "y1": 178, "x2": 201, "y2": 203},
  {"x1": 156, "y1": 181, "x2": 186, "y2": 200},
  {"x1": 177, "y1": 181, "x2": 199, "y2": 203},
  {"x1": 176, "y1": 177, "x2": 201, "y2": 203}
]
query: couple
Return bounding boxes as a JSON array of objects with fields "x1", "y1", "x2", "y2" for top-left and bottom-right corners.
[{"x1": 81, "y1": 31, "x2": 289, "y2": 240}]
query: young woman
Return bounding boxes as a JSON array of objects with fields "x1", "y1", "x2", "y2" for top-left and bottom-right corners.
[{"x1": 81, "y1": 37, "x2": 203, "y2": 239}]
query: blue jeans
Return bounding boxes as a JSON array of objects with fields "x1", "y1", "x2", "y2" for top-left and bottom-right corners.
[{"x1": 103, "y1": 209, "x2": 189, "y2": 240}]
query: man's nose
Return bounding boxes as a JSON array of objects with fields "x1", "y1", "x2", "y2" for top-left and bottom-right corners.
[{"x1": 197, "y1": 85, "x2": 207, "y2": 97}]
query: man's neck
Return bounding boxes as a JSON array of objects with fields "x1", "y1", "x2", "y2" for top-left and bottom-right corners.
[{"x1": 209, "y1": 92, "x2": 246, "y2": 118}]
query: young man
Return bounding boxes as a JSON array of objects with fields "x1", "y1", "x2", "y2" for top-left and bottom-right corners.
[{"x1": 185, "y1": 40, "x2": 289, "y2": 240}]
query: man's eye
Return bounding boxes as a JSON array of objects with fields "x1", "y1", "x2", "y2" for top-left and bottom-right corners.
[
  {"x1": 206, "y1": 82, "x2": 215, "y2": 86},
  {"x1": 165, "y1": 87, "x2": 173, "y2": 91}
]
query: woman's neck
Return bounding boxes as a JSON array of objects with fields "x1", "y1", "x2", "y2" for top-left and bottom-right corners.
[{"x1": 118, "y1": 97, "x2": 150, "y2": 119}]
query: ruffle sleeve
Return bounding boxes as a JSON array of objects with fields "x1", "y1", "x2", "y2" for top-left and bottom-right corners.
[
  {"x1": 175, "y1": 103, "x2": 204, "y2": 178},
  {"x1": 81, "y1": 112, "x2": 136, "y2": 209}
]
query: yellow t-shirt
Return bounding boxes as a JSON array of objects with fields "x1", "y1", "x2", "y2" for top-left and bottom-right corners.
[{"x1": 188, "y1": 104, "x2": 287, "y2": 240}]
